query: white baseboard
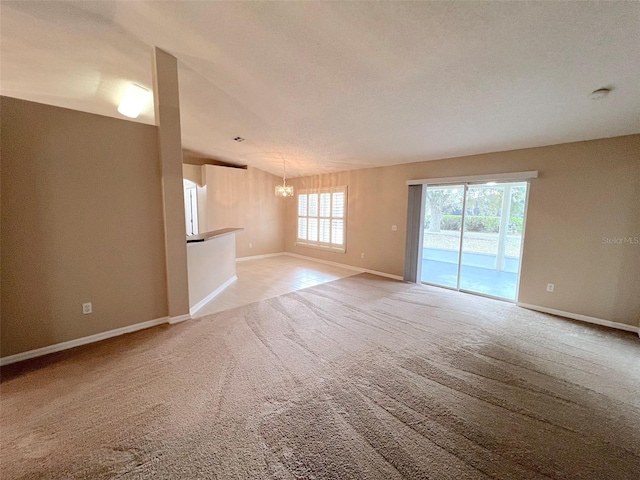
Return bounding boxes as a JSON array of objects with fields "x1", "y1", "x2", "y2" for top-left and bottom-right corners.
[
  {"x1": 168, "y1": 313, "x2": 192, "y2": 325},
  {"x1": 237, "y1": 253, "x2": 284, "y2": 262},
  {"x1": 189, "y1": 275, "x2": 238, "y2": 316},
  {"x1": 517, "y1": 303, "x2": 639, "y2": 335},
  {"x1": 284, "y1": 252, "x2": 403, "y2": 281},
  {"x1": 239, "y1": 251, "x2": 404, "y2": 281},
  {"x1": 0, "y1": 253, "x2": 398, "y2": 367},
  {"x1": 0, "y1": 316, "x2": 170, "y2": 367}
]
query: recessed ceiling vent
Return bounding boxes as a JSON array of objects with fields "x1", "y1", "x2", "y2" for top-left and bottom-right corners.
[{"x1": 233, "y1": 137, "x2": 245, "y2": 142}]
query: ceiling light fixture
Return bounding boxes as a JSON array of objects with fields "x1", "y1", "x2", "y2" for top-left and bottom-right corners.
[
  {"x1": 589, "y1": 87, "x2": 612, "y2": 100},
  {"x1": 233, "y1": 137, "x2": 245, "y2": 142},
  {"x1": 117, "y1": 83, "x2": 151, "y2": 119},
  {"x1": 275, "y1": 157, "x2": 294, "y2": 198}
]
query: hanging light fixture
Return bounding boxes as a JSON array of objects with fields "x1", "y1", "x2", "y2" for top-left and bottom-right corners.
[{"x1": 275, "y1": 157, "x2": 294, "y2": 197}]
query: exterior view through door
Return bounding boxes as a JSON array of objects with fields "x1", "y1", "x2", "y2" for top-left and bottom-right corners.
[{"x1": 421, "y1": 181, "x2": 528, "y2": 301}]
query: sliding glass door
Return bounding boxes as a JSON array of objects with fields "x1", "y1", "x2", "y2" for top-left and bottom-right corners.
[{"x1": 421, "y1": 181, "x2": 528, "y2": 301}]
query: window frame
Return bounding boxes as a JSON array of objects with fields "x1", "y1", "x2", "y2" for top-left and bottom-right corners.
[{"x1": 296, "y1": 186, "x2": 347, "y2": 253}]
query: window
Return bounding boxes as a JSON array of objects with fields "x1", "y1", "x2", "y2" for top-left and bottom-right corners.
[
  {"x1": 297, "y1": 186, "x2": 347, "y2": 252},
  {"x1": 183, "y1": 179, "x2": 198, "y2": 236}
]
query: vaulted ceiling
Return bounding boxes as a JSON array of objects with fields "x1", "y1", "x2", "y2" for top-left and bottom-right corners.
[{"x1": 2, "y1": 1, "x2": 639, "y2": 177}]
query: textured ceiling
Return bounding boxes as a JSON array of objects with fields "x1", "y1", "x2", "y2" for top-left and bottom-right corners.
[{"x1": 1, "y1": 1, "x2": 639, "y2": 178}]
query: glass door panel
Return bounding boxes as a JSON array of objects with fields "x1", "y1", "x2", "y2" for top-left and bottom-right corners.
[
  {"x1": 459, "y1": 182, "x2": 527, "y2": 300},
  {"x1": 505, "y1": 184, "x2": 527, "y2": 279},
  {"x1": 421, "y1": 185, "x2": 465, "y2": 288}
]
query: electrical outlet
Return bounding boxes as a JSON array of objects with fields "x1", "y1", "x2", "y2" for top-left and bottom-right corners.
[
  {"x1": 249, "y1": 243, "x2": 253, "y2": 249},
  {"x1": 361, "y1": 253, "x2": 365, "y2": 259},
  {"x1": 546, "y1": 283, "x2": 554, "y2": 293},
  {"x1": 391, "y1": 225, "x2": 398, "y2": 231},
  {"x1": 82, "y1": 302, "x2": 92, "y2": 314}
]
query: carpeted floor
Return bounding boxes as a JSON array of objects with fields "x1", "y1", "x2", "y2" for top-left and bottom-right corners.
[{"x1": 1, "y1": 274, "x2": 639, "y2": 479}]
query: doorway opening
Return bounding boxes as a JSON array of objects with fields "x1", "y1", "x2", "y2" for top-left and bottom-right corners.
[
  {"x1": 183, "y1": 179, "x2": 199, "y2": 236},
  {"x1": 421, "y1": 181, "x2": 529, "y2": 301}
]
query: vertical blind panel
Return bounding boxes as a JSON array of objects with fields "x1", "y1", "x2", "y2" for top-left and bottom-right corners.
[
  {"x1": 298, "y1": 217, "x2": 307, "y2": 240},
  {"x1": 331, "y1": 219, "x2": 344, "y2": 245},
  {"x1": 308, "y1": 218, "x2": 319, "y2": 241},
  {"x1": 332, "y1": 192, "x2": 345, "y2": 218},
  {"x1": 319, "y1": 219, "x2": 331, "y2": 243},
  {"x1": 403, "y1": 184, "x2": 423, "y2": 283},
  {"x1": 298, "y1": 194, "x2": 307, "y2": 216},
  {"x1": 308, "y1": 194, "x2": 319, "y2": 217},
  {"x1": 319, "y1": 193, "x2": 331, "y2": 217}
]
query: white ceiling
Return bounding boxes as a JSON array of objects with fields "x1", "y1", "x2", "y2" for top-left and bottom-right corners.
[{"x1": 2, "y1": 1, "x2": 639, "y2": 178}]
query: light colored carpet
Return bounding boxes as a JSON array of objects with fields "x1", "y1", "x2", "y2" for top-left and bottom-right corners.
[{"x1": 1, "y1": 274, "x2": 639, "y2": 479}]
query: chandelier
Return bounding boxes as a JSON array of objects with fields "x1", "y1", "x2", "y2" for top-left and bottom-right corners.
[{"x1": 275, "y1": 157, "x2": 294, "y2": 197}]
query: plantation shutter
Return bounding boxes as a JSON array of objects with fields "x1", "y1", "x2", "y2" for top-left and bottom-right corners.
[{"x1": 296, "y1": 186, "x2": 347, "y2": 252}]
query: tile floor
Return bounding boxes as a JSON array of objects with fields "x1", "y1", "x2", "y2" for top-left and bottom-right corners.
[{"x1": 193, "y1": 255, "x2": 358, "y2": 317}]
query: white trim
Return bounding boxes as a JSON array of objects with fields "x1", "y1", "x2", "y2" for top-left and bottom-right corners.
[
  {"x1": 455, "y1": 184, "x2": 468, "y2": 290},
  {"x1": 236, "y1": 253, "x2": 283, "y2": 262},
  {"x1": 168, "y1": 313, "x2": 192, "y2": 324},
  {"x1": 294, "y1": 242, "x2": 346, "y2": 253},
  {"x1": 514, "y1": 181, "x2": 531, "y2": 302},
  {"x1": 189, "y1": 275, "x2": 238, "y2": 316},
  {"x1": 0, "y1": 255, "x2": 402, "y2": 367},
  {"x1": 284, "y1": 252, "x2": 403, "y2": 281},
  {"x1": 517, "y1": 303, "x2": 639, "y2": 334},
  {"x1": 407, "y1": 171, "x2": 538, "y2": 186},
  {"x1": 0, "y1": 316, "x2": 170, "y2": 367},
  {"x1": 239, "y1": 252, "x2": 404, "y2": 281}
]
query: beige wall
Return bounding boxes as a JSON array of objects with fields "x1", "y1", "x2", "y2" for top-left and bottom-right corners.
[
  {"x1": 187, "y1": 234, "x2": 236, "y2": 313},
  {"x1": 1, "y1": 97, "x2": 168, "y2": 357},
  {"x1": 183, "y1": 163, "x2": 204, "y2": 186},
  {"x1": 2, "y1": 94, "x2": 636, "y2": 360},
  {"x1": 286, "y1": 135, "x2": 640, "y2": 327},
  {"x1": 205, "y1": 165, "x2": 285, "y2": 258}
]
